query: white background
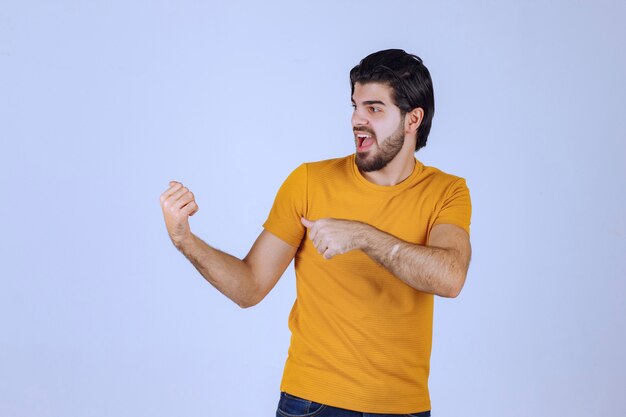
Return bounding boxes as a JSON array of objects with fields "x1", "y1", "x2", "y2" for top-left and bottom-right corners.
[{"x1": 1, "y1": 1, "x2": 625, "y2": 416}]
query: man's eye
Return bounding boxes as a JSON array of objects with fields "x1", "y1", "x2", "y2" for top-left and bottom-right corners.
[
  {"x1": 370, "y1": 107, "x2": 381, "y2": 113},
  {"x1": 351, "y1": 104, "x2": 357, "y2": 109}
]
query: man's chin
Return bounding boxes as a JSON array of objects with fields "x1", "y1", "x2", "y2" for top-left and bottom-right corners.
[
  {"x1": 356, "y1": 153, "x2": 384, "y2": 172},
  {"x1": 355, "y1": 151, "x2": 369, "y2": 165}
]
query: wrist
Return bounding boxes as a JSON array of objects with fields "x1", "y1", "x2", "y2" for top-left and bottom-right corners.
[
  {"x1": 175, "y1": 232, "x2": 196, "y2": 252},
  {"x1": 356, "y1": 222, "x2": 375, "y2": 251}
]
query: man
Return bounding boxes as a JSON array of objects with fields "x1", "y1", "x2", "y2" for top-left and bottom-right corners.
[{"x1": 160, "y1": 49, "x2": 471, "y2": 417}]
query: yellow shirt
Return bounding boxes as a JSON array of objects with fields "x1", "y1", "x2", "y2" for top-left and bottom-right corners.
[{"x1": 263, "y1": 154, "x2": 471, "y2": 414}]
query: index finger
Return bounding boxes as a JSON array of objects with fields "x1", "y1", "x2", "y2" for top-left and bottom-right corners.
[
  {"x1": 307, "y1": 222, "x2": 319, "y2": 242},
  {"x1": 160, "y1": 181, "x2": 183, "y2": 201}
]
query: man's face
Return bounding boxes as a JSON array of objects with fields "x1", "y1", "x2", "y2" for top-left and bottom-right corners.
[{"x1": 351, "y1": 82, "x2": 406, "y2": 172}]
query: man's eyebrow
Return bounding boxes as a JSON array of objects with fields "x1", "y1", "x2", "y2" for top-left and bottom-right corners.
[{"x1": 351, "y1": 99, "x2": 387, "y2": 106}]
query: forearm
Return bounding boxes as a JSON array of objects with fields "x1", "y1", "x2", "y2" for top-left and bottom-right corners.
[
  {"x1": 302, "y1": 217, "x2": 469, "y2": 297},
  {"x1": 360, "y1": 226, "x2": 465, "y2": 298},
  {"x1": 176, "y1": 234, "x2": 258, "y2": 307}
]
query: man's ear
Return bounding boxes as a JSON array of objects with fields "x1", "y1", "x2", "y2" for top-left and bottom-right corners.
[{"x1": 405, "y1": 107, "x2": 424, "y2": 135}]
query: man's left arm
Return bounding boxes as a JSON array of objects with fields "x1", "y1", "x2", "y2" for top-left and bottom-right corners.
[{"x1": 301, "y1": 218, "x2": 471, "y2": 298}]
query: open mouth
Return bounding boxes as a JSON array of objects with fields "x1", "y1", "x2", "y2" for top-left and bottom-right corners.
[{"x1": 356, "y1": 133, "x2": 375, "y2": 151}]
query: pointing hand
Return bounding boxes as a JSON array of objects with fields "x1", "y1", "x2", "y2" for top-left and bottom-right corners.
[{"x1": 301, "y1": 217, "x2": 368, "y2": 259}]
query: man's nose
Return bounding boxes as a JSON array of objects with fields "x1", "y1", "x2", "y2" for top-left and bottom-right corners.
[{"x1": 351, "y1": 110, "x2": 368, "y2": 127}]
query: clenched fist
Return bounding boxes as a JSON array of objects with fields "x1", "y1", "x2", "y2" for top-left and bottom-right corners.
[{"x1": 160, "y1": 181, "x2": 199, "y2": 249}]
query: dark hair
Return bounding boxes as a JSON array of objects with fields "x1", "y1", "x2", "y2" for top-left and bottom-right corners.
[{"x1": 350, "y1": 49, "x2": 435, "y2": 151}]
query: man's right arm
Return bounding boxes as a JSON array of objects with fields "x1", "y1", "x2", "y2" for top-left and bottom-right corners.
[
  {"x1": 177, "y1": 230, "x2": 297, "y2": 308},
  {"x1": 160, "y1": 181, "x2": 297, "y2": 308}
]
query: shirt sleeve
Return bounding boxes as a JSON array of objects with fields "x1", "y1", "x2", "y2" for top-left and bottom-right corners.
[
  {"x1": 432, "y1": 178, "x2": 472, "y2": 235},
  {"x1": 262, "y1": 163, "x2": 308, "y2": 248}
]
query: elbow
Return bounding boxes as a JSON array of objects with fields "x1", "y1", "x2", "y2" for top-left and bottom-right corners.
[
  {"x1": 236, "y1": 288, "x2": 264, "y2": 309},
  {"x1": 237, "y1": 301, "x2": 256, "y2": 309},
  {"x1": 237, "y1": 296, "x2": 261, "y2": 309},
  {"x1": 440, "y1": 273, "x2": 466, "y2": 299},
  {"x1": 437, "y1": 286, "x2": 459, "y2": 298},
  {"x1": 234, "y1": 273, "x2": 264, "y2": 309},
  {"x1": 444, "y1": 286, "x2": 462, "y2": 299}
]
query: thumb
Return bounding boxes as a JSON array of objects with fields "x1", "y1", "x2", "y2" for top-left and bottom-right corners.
[{"x1": 301, "y1": 217, "x2": 314, "y2": 228}]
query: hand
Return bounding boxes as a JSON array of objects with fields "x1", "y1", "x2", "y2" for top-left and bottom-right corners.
[
  {"x1": 301, "y1": 217, "x2": 368, "y2": 259},
  {"x1": 160, "y1": 181, "x2": 199, "y2": 249}
]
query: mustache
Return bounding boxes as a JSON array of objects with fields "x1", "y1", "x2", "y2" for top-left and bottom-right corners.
[{"x1": 353, "y1": 127, "x2": 376, "y2": 136}]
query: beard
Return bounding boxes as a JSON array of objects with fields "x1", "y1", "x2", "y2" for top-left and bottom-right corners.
[{"x1": 355, "y1": 120, "x2": 405, "y2": 172}]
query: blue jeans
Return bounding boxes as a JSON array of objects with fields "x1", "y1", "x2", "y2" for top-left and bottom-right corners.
[{"x1": 275, "y1": 392, "x2": 431, "y2": 417}]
